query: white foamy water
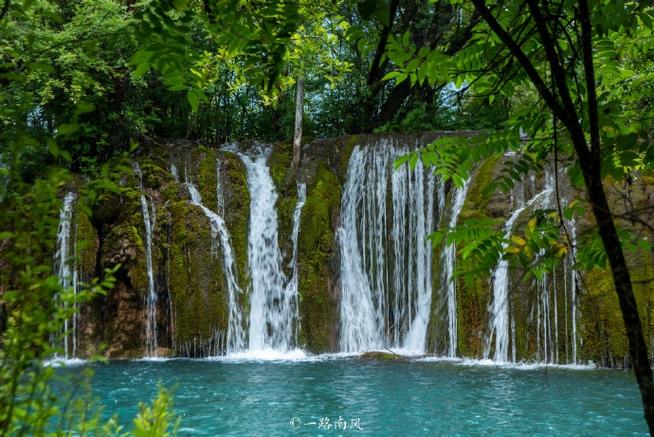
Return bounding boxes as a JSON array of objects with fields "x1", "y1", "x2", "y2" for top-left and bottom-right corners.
[
  {"x1": 338, "y1": 142, "x2": 439, "y2": 353},
  {"x1": 133, "y1": 163, "x2": 158, "y2": 357},
  {"x1": 417, "y1": 356, "x2": 597, "y2": 370},
  {"x1": 186, "y1": 182, "x2": 246, "y2": 352},
  {"x1": 44, "y1": 357, "x2": 87, "y2": 367},
  {"x1": 439, "y1": 177, "x2": 470, "y2": 357},
  {"x1": 54, "y1": 191, "x2": 78, "y2": 359},
  {"x1": 217, "y1": 348, "x2": 308, "y2": 362},
  {"x1": 238, "y1": 148, "x2": 305, "y2": 353},
  {"x1": 485, "y1": 179, "x2": 554, "y2": 362}
]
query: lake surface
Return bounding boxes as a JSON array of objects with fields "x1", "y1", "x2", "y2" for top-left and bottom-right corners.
[{"x1": 58, "y1": 356, "x2": 647, "y2": 436}]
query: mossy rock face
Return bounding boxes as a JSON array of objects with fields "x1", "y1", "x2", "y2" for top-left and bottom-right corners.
[
  {"x1": 140, "y1": 161, "x2": 170, "y2": 191},
  {"x1": 198, "y1": 149, "x2": 218, "y2": 206},
  {"x1": 74, "y1": 206, "x2": 100, "y2": 357},
  {"x1": 338, "y1": 135, "x2": 359, "y2": 181},
  {"x1": 75, "y1": 206, "x2": 99, "y2": 282},
  {"x1": 460, "y1": 154, "x2": 505, "y2": 222},
  {"x1": 268, "y1": 142, "x2": 293, "y2": 192},
  {"x1": 268, "y1": 142, "x2": 298, "y2": 269},
  {"x1": 358, "y1": 351, "x2": 407, "y2": 361},
  {"x1": 219, "y1": 151, "x2": 250, "y2": 288},
  {"x1": 436, "y1": 156, "x2": 503, "y2": 358},
  {"x1": 297, "y1": 165, "x2": 341, "y2": 352},
  {"x1": 168, "y1": 200, "x2": 228, "y2": 349},
  {"x1": 456, "y1": 275, "x2": 491, "y2": 358},
  {"x1": 580, "y1": 248, "x2": 654, "y2": 367},
  {"x1": 95, "y1": 182, "x2": 149, "y2": 357}
]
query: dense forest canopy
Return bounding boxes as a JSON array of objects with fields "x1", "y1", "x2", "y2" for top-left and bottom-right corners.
[
  {"x1": 1, "y1": 0, "x2": 507, "y2": 176},
  {"x1": 1, "y1": 0, "x2": 654, "y2": 434}
]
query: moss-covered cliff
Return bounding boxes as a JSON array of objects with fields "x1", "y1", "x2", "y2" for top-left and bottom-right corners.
[{"x1": 60, "y1": 134, "x2": 654, "y2": 366}]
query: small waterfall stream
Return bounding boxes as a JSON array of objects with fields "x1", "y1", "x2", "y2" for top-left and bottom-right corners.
[
  {"x1": 239, "y1": 149, "x2": 305, "y2": 353},
  {"x1": 186, "y1": 182, "x2": 246, "y2": 352},
  {"x1": 133, "y1": 163, "x2": 158, "y2": 357},
  {"x1": 485, "y1": 179, "x2": 554, "y2": 362},
  {"x1": 54, "y1": 191, "x2": 78, "y2": 359},
  {"x1": 440, "y1": 178, "x2": 471, "y2": 357},
  {"x1": 566, "y1": 216, "x2": 580, "y2": 364},
  {"x1": 339, "y1": 145, "x2": 387, "y2": 352},
  {"x1": 287, "y1": 183, "x2": 306, "y2": 344}
]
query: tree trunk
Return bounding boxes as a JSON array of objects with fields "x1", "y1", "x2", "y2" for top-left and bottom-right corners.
[
  {"x1": 583, "y1": 166, "x2": 654, "y2": 434},
  {"x1": 469, "y1": 1, "x2": 654, "y2": 431},
  {"x1": 292, "y1": 77, "x2": 304, "y2": 170}
]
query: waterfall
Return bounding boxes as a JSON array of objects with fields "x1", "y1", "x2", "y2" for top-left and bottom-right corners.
[
  {"x1": 287, "y1": 183, "x2": 306, "y2": 343},
  {"x1": 133, "y1": 163, "x2": 158, "y2": 357},
  {"x1": 338, "y1": 142, "x2": 438, "y2": 353},
  {"x1": 238, "y1": 149, "x2": 304, "y2": 352},
  {"x1": 402, "y1": 169, "x2": 438, "y2": 353},
  {"x1": 54, "y1": 191, "x2": 78, "y2": 359},
  {"x1": 534, "y1": 171, "x2": 559, "y2": 363},
  {"x1": 339, "y1": 145, "x2": 387, "y2": 352},
  {"x1": 569, "y1": 218, "x2": 579, "y2": 364},
  {"x1": 439, "y1": 178, "x2": 470, "y2": 357},
  {"x1": 485, "y1": 181, "x2": 554, "y2": 362},
  {"x1": 186, "y1": 182, "x2": 246, "y2": 352}
]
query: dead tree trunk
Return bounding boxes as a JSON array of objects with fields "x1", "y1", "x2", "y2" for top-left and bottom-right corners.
[{"x1": 292, "y1": 77, "x2": 304, "y2": 170}]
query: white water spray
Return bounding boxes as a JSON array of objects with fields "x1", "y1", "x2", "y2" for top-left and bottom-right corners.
[
  {"x1": 186, "y1": 182, "x2": 246, "y2": 352},
  {"x1": 485, "y1": 181, "x2": 554, "y2": 362},
  {"x1": 133, "y1": 163, "x2": 158, "y2": 357},
  {"x1": 339, "y1": 142, "x2": 438, "y2": 353},
  {"x1": 239, "y1": 149, "x2": 304, "y2": 352},
  {"x1": 54, "y1": 191, "x2": 78, "y2": 359},
  {"x1": 440, "y1": 178, "x2": 470, "y2": 357}
]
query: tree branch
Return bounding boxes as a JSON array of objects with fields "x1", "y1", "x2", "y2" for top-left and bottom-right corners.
[
  {"x1": 525, "y1": 0, "x2": 581, "y2": 134},
  {"x1": 367, "y1": 0, "x2": 400, "y2": 86},
  {"x1": 578, "y1": 0, "x2": 602, "y2": 168},
  {"x1": 469, "y1": 0, "x2": 567, "y2": 127},
  {"x1": 0, "y1": 0, "x2": 9, "y2": 22}
]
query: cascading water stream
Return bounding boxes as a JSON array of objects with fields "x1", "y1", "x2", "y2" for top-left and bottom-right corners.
[
  {"x1": 485, "y1": 181, "x2": 554, "y2": 362},
  {"x1": 133, "y1": 163, "x2": 158, "y2": 357},
  {"x1": 238, "y1": 149, "x2": 304, "y2": 353},
  {"x1": 287, "y1": 183, "x2": 306, "y2": 343},
  {"x1": 568, "y1": 217, "x2": 579, "y2": 364},
  {"x1": 54, "y1": 191, "x2": 78, "y2": 359},
  {"x1": 170, "y1": 163, "x2": 179, "y2": 182},
  {"x1": 439, "y1": 178, "x2": 471, "y2": 357},
  {"x1": 186, "y1": 182, "x2": 246, "y2": 352},
  {"x1": 401, "y1": 163, "x2": 438, "y2": 354},
  {"x1": 339, "y1": 142, "x2": 438, "y2": 353},
  {"x1": 339, "y1": 145, "x2": 387, "y2": 352},
  {"x1": 535, "y1": 172, "x2": 557, "y2": 363}
]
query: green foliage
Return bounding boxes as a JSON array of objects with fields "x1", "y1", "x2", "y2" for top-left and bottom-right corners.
[
  {"x1": 132, "y1": 387, "x2": 179, "y2": 437},
  {"x1": 386, "y1": 1, "x2": 654, "y2": 285},
  {"x1": 1, "y1": 2, "x2": 184, "y2": 432},
  {"x1": 0, "y1": 160, "x2": 182, "y2": 434},
  {"x1": 130, "y1": 0, "x2": 304, "y2": 101},
  {"x1": 429, "y1": 217, "x2": 503, "y2": 281}
]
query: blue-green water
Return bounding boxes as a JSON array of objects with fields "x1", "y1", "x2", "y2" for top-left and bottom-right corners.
[{"x1": 62, "y1": 357, "x2": 647, "y2": 436}]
